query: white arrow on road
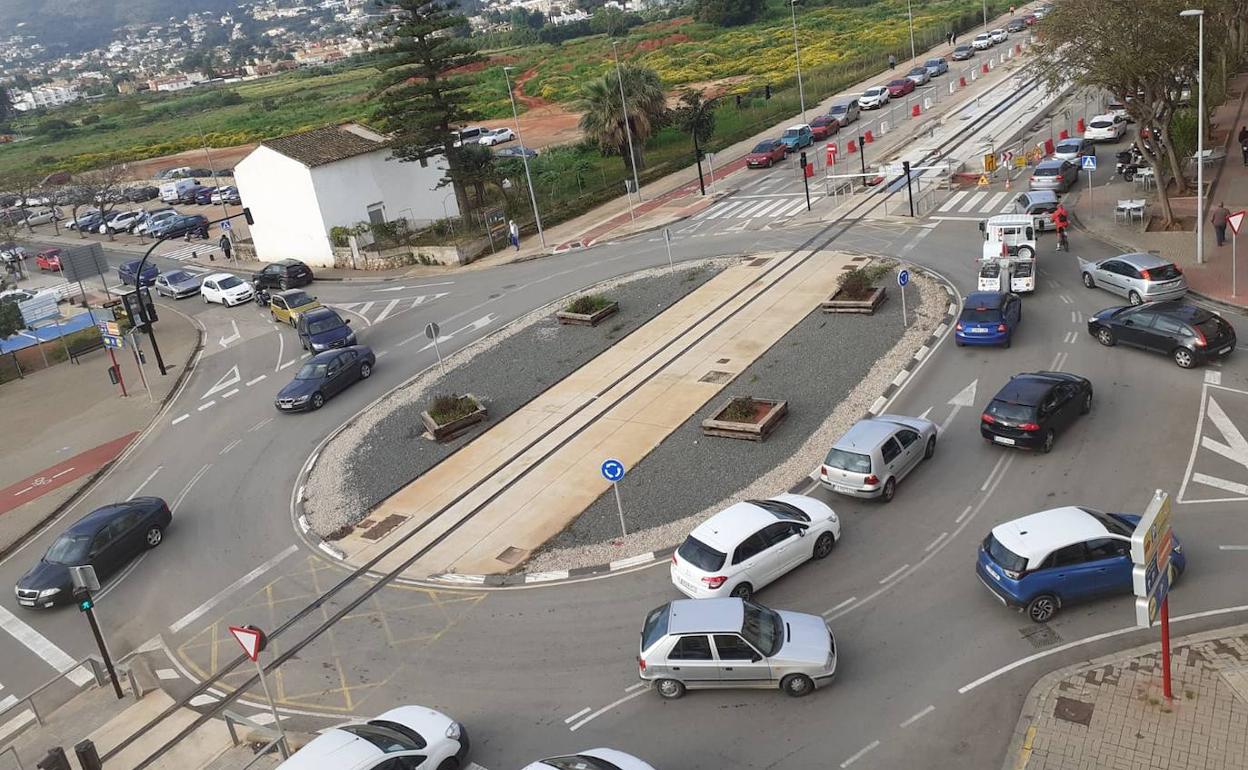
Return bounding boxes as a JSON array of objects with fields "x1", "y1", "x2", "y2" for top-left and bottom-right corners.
[
  {"x1": 941, "y1": 379, "x2": 978, "y2": 433},
  {"x1": 371, "y1": 281, "x2": 455, "y2": 293},
  {"x1": 218, "y1": 319, "x2": 240, "y2": 348},
  {"x1": 419, "y1": 314, "x2": 496, "y2": 352},
  {"x1": 203, "y1": 365, "x2": 240, "y2": 400}
]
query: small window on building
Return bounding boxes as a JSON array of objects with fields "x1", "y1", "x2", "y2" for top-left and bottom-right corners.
[{"x1": 366, "y1": 203, "x2": 386, "y2": 227}]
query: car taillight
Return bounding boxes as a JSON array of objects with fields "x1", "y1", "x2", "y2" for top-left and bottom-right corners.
[
  {"x1": 820, "y1": 465, "x2": 829, "y2": 479},
  {"x1": 982, "y1": 413, "x2": 996, "y2": 424},
  {"x1": 1194, "y1": 327, "x2": 1207, "y2": 347},
  {"x1": 702, "y1": 576, "x2": 728, "y2": 589},
  {"x1": 1020, "y1": 422, "x2": 1040, "y2": 431},
  {"x1": 1139, "y1": 268, "x2": 1152, "y2": 280},
  {"x1": 1003, "y1": 569, "x2": 1022, "y2": 580},
  {"x1": 638, "y1": 658, "x2": 646, "y2": 672},
  {"x1": 864, "y1": 474, "x2": 880, "y2": 485},
  {"x1": 671, "y1": 554, "x2": 678, "y2": 565},
  {"x1": 1055, "y1": 175, "x2": 1064, "y2": 182},
  {"x1": 1174, "y1": 265, "x2": 1183, "y2": 274},
  {"x1": 997, "y1": 323, "x2": 1007, "y2": 332}
]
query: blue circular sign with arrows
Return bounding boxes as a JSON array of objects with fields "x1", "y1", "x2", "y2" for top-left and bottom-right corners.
[
  {"x1": 897, "y1": 269, "x2": 910, "y2": 287},
  {"x1": 600, "y1": 458, "x2": 626, "y2": 482}
]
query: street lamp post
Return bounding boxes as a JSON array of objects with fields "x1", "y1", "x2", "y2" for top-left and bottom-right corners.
[
  {"x1": 612, "y1": 41, "x2": 643, "y2": 202},
  {"x1": 906, "y1": 0, "x2": 916, "y2": 61},
  {"x1": 502, "y1": 66, "x2": 546, "y2": 249},
  {"x1": 1181, "y1": 9, "x2": 1205, "y2": 264},
  {"x1": 981, "y1": 0, "x2": 988, "y2": 27},
  {"x1": 789, "y1": 0, "x2": 807, "y2": 123}
]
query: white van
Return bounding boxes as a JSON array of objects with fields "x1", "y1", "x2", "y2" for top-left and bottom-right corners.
[
  {"x1": 980, "y1": 214, "x2": 1037, "y2": 261},
  {"x1": 160, "y1": 178, "x2": 200, "y2": 203},
  {"x1": 978, "y1": 258, "x2": 1035, "y2": 294}
]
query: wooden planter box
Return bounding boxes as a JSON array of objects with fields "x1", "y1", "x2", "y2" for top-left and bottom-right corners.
[
  {"x1": 556, "y1": 301, "x2": 619, "y2": 327},
  {"x1": 701, "y1": 398, "x2": 788, "y2": 442},
  {"x1": 421, "y1": 395, "x2": 487, "y2": 442},
  {"x1": 821, "y1": 287, "x2": 886, "y2": 314}
]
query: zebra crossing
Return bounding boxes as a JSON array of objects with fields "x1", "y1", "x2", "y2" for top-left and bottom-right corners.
[
  {"x1": 698, "y1": 195, "x2": 812, "y2": 222},
  {"x1": 158, "y1": 240, "x2": 227, "y2": 263},
  {"x1": 330, "y1": 292, "x2": 450, "y2": 326},
  {"x1": 929, "y1": 190, "x2": 1020, "y2": 222}
]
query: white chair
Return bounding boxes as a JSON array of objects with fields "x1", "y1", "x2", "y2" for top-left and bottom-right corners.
[
  {"x1": 1128, "y1": 200, "x2": 1146, "y2": 222},
  {"x1": 1115, "y1": 200, "x2": 1132, "y2": 223}
]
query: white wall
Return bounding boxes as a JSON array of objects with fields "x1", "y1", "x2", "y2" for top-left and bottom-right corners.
[
  {"x1": 309, "y1": 150, "x2": 457, "y2": 234},
  {"x1": 234, "y1": 145, "x2": 334, "y2": 266}
]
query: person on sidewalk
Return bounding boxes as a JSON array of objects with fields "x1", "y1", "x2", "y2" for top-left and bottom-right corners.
[
  {"x1": 951, "y1": 30, "x2": 957, "y2": 44},
  {"x1": 888, "y1": 53, "x2": 896, "y2": 69},
  {"x1": 1239, "y1": 125, "x2": 1248, "y2": 166},
  {"x1": 508, "y1": 219, "x2": 520, "y2": 251},
  {"x1": 1212, "y1": 202, "x2": 1230, "y2": 246}
]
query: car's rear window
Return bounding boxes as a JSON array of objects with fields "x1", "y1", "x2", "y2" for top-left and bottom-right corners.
[
  {"x1": 641, "y1": 604, "x2": 670, "y2": 651},
  {"x1": 1089, "y1": 119, "x2": 1113, "y2": 128},
  {"x1": 985, "y1": 399, "x2": 1035, "y2": 421},
  {"x1": 824, "y1": 447, "x2": 871, "y2": 473},
  {"x1": 1196, "y1": 315, "x2": 1232, "y2": 340},
  {"x1": 1033, "y1": 165, "x2": 1060, "y2": 176},
  {"x1": 783, "y1": 128, "x2": 801, "y2": 137},
  {"x1": 983, "y1": 533, "x2": 1028, "y2": 572},
  {"x1": 960, "y1": 307, "x2": 1001, "y2": 322},
  {"x1": 1145, "y1": 263, "x2": 1182, "y2": 281},
  {"x1": 677, "y1": 536, "x2": 725, "y2": 572},
  {"x1": 829, "y1": 105, "x2": 849, "y2": 114}
]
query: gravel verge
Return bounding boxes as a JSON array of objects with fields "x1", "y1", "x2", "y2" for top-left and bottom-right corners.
[
  {"x1": 304, "y1": 257, "x2": 737, "y2": 536},
  {"x1": 526, "y1": 268, "x2": 946, "y2": 572}
]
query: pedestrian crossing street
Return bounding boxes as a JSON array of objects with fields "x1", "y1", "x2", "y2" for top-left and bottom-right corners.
[
  {"x1": 929, "y1": 189, "x2": 1020, "y2": 221},
  {"x1": 697, "y1": 195, "x2": 813, "y2": 222},
  {"x1": 330, "y1": 292, "x2": 450, "y2": 326}
]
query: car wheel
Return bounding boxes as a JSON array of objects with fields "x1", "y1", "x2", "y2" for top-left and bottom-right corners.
[
  {"x1": 1173, "y1": 347, "x2": 1196, "y2": 369},
  {"x1": 1128, "y1": 290, "x2": 1143, "y2": 306},
  {"x1": 955, "y1": 339, "x2": 964, "y2": 347},
  {"x1": 360, "y1": 362, "x2": 373, "y2": 379},
  {"x1": 655, "y1": 678, "x2": 686, "y2": 699},
  {"x1": 924, "y1": 436, "x2": 936, "y2": 459},
  {"x1": 780, "y1": 673, "x2": 815, "y2": 698},
  {"x1": 730, "y1": 582, "x2": 753, "y2": 601},
  {"x1": 145, "y1": 526, "x2": 163, "y2": 548},
  {"x1": 1026, "y1": 594, "x2": 1058, "y2": 623},
  {"x1": 311, "y1": 392, "x2": 325, "y2": 410},
  {"x1": 1041, "y1": 430, "x2": 1056, "y2": 454},
  {"x1": 202, "y1": 293, "x2": 209, "y2": 304},
  {"x1": 1096, "y1": 327, "x2": 1116, "y2": 346},
  {"x1": 880, "y1": 477, "x2": 897, "y2": 502},
  {"x1": 1082, "y1": 272, "x2": 1095, "y2": 289},
  {"x1": 812, "y1": 532, "x2": 836, "y2": 560}
]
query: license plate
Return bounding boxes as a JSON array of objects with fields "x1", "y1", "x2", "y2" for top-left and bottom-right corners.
[
  {"x1": 18, "y1": 599, "x2": 34, "y2": 606},
  {"x1": 993, "y1": 436, "x2": 1016, "y2": 446},
  {"x1": 1220, "y1": 346, "x2": 1232, "y2": 355},
  {"x1": 678, "y1": 579, "x2": 696, "y2": 592},
  {"x1": 970, "y1": 328, "x2": 988, "y2": 334},
  {"x1": 833, "y1": 484, "x2": 855, "y2": 494},
  {"x1": 985, "y1": 565, "x2": 1001, "y2": 581}
]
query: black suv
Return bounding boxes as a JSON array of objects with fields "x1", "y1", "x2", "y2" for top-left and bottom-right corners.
[
  {"x1": 980, "y1": 372, "x2": 1093, "y2": 453},
  {"x1": 253, "y1": 258, "x2": 314, "y2": 290},
  {"x1": 154, "y1": 214, "x2": 209, "y2": 239},
  {"x1": 1088, "y1": 301, "x2": 1236, "y2": 369}
]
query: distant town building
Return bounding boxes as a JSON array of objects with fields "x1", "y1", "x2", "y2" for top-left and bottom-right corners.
[
  {"x1": 146, "y1": 72, "x2": 208, "y2": 92},
  {"x1": 12, "y1": 82, "x2": 81, "y2": 111}
]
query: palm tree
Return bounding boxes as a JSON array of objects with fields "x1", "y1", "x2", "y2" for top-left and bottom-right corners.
[
  {"x1": 575, "y1": 63, "x2": 667, "y2": 175},
  {"x1": 673, "y1": 89, "x2": 717, "y2": 195}
]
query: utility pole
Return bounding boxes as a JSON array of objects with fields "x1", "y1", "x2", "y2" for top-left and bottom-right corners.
[{"x1": 612, "y1": 41, "x2": 643, "y2": 202}]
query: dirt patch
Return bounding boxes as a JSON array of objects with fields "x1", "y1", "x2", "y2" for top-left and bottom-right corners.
[
  {"x1": 665, "y1": 75, "x2": 752, "y2": 107},
  {"x1": 125, "y1": 144, "x2": 258, "y2": 182},
  {"x1": 513, "y1": 67, "x2": 550, "y2": 110},
  {"x1": 446, "y1": 55, "x2": 520, "y2": 78},
  {"x1": 635, "y1": 33, "x2": 691, "y2": 52}
]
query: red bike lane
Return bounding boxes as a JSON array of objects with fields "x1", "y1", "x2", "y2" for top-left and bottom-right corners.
[{"x1": 0, "y1": 433, "x2": 138, "y2": 516}]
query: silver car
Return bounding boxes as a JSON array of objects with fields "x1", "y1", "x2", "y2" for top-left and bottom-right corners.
[
  {"x1": 1078, "y1": 252, "x2": 1188, "y2": 305},
  {"x1": 820, "y1": 415, "x2": 938, "y2": 502},
  {"x1": 1029, "y1": 158, "x2": 1077, "y2": 192},
  {"x1": 638, "y1": 598, "x2": 836, "y2": 699}
]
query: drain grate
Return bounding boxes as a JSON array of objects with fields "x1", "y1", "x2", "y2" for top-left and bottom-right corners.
[
  {"x1": 699, "y1": 370, "x2": 734, "y2": 384},
  {"x1": 359, "y1": 514, "x2": 407, "y2": 541},
  {"x1": 1019, "y1": 624, "x2": 1062, "y2": 649},
  {"x1": 496, "y1": 546, "x2": 528, "y2": 565},
  {"x1": 716, "y1": 358, "x2": 731, "y2": 364},
  {"x1": 1053, "y1": 696, "x2": 1094, "y2": 726},
  {"x1": 748, "y1": 257, "x2": 771, "y2": 267},
  {"x1": 850, "y1": 256, "x2": 869, "y2": 262}
]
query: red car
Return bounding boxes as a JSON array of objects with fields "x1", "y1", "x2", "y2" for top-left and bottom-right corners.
[
  {"x1": 887, "y1": 79, "x2": 916, "y2": 97},
  {"x1": 746, "y1": 139, "x2": 788, "y2": 168},
  {"x1": 35, "y1": 248, "x2": 62, "y2": 271},
  {"x1": 810, "y1": 115, "x2": 841, "y2": 141}
]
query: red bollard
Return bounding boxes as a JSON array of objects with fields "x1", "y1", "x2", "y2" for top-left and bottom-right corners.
[
  {"x1": 1043, "y1": 138, "x2": 1055, "y2": 155},
  {"x1": 864, "y1": 130, "x2": 874, "y2": 143},
  {"x1": 911, "y1": 104, "x2": 921, "y2": 117},
  {"x1": 981, "y1": 63, "x2": 990, "y2": 74},
  {"x1": 848, "y1": 139, "x2": 858, "y2": 153},
  {"x1": 1059, "y1": 129, "x2": 1069, "y2": 140},
  {"x1": 959, "y1": 76, "x2": 967, "y2": 87},
  {"x1": 1015, "y1": 44, "x2": 1021, "y2": 54},
  {"x1": 1076, "y1": 118, "x2": 1086, "y2": 134}
]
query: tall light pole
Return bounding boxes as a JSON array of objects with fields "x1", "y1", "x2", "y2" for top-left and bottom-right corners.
[
  {"x1": 612, "y1": 41, "x2": 643, "y2": 203},
  {"x1": 789, "y1": 0, "x2": 807, "y2": 122},
  {"x1": 981, "y1": 0, "x2": 988, "y2": 27},
  {"x1": 502, "y1": 66, "x2": 545, "y2": 249},
  {"x1": 1181, "y1": 9, "x2": 1205, "y2": 264},
  {"x1": 906, "y1": 0, "x2": 916, "y2": 61}
]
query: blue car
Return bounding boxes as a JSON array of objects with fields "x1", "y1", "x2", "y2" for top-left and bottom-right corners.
[
  {"x1": 955, "y1": 291, "x2": 1022, "y2": 347},
  {"x1": 977, "y1": 506, "x2": 1185, "y2": 623},
  {"x1": 275, "y1": 345, "x2": 375, "y2": 412},
  {"x1": 779, "y1": 124, "x2": 813, "y2": 151},
  {"x1": 923, "y1": 57, "x2": 949, "y2": 77},
  {"x1": 118, "y1": 259, "x2": 159, "y2": 287},
  {"x1": 296, "y1": 307, "x2": 356, "y2": 353}
]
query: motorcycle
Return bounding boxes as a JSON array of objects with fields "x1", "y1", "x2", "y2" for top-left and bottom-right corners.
[
  {"x1": 254, "y1": 287, "x2": 271, "y2": 307},
  {"x1": 1115, "y1": 146, "x2": 1145, "y2": 181}
]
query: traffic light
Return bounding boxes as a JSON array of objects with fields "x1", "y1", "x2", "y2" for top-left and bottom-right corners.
[
  {"x1": 78, "y1": 595, "x2": 93, "y2": 612},
  {"x1": 800, "y1": 151, "x2": 808, "y2": 168},
  {"x1": 243, "y1": 207, "x2": 254, "y2": 225}
]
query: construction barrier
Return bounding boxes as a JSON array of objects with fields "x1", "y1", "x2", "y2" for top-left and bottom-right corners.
[
  {"x1": 1059, "y1": 129, "x2": 1069, "y2": 140},
  {"x1": 924, "y1": 97, "x2": 933, "y2": 110},
  {"x1": 912, "y1": 104, "x2": 921, "y2": 117},
  {"x1": 864, "y1": 130, "x2": 875, "y2": 143},
  {"x1": 848, "y1": 139, "x2": 858, "y2": 153},
  {"x1": 1042, "y1": 138, "x2": 1055, "y2": 155},
  {"x1": 981, "y1": 63, "x2": 990, "y2": 74},
  {"x1": 949, "y1": 81, "x2": 957, "y2": 94},
  {"x1": 1077, "y1": 117, "x2": 1085, "y2": 133}
]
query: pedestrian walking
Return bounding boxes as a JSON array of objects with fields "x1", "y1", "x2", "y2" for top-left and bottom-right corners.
[
  {"x1": 888, "y1": 53, "x2": 896, "y2": 69},
  {"x1": 508, "y1": 219, "x2": 520, "y2": 251},
  {"x1": 1212, "y1": 202, "x2": 1230, "y2": 247},
  {"x1": 952, "y1": 30, "x2": 957, "y2": 44},
  {"x1": 218, "y1": 234, "x2": 232, "y2": 260},
  {"x1": 1239, "y1": 125, "x2": 1248, "y2": 166}
]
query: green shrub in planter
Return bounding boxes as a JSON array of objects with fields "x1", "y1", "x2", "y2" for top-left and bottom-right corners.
[
  {"x1": 428, "y1": 393, "x2": 480, "y2": 424},
  {"x1": 565, "y1": 294, "x2": 613, "y2": 315}
]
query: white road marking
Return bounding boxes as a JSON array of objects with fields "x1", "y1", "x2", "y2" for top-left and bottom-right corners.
[
  {"x1": 50, "y1": 467, "x2": 73, "y2": 479},
  {"x1": 156, "y1": 668, "x2": 179, "y2": 680},
  {"x1": 202, "y1": 365, "x2": 240, "y2": 400},
  {"x1": 918, "y1": 406, "x2": 933, "y2": 420},
  {"x1": 981, "y1": 454, "x2": 1008, "y2": 492},
  {"x1": 900, "y1": 704, "x2": 935, "y2": 727},
  {"x1": 564, "y1": 707, "x2": 592, "y2": 723},
  {"x1": 172, "y1": 464, "x2": 210, "y2": 514},
  {"x1": 955, "y1": 505, "x2": 973, "y2": 524},
  {"x1": 624, "y1": 682, "x2": 647, "y2": 692},
  {"x1": 1201, "y1": 396, "x2": 1248, "y2": 470},
  {"x1": 1070, "y1": 311, "x2": 1077, "y2": 323},
  {"x1": 879, "y1": 564, "x2": 910, "y2": 584},
  {"x1": 249, "y1": 417, "x2": 274, "y2": 433},
  {"x1": 0, "y1": 604, "x2": 93, "y2": 685},
  {"x1": 189, "y1": 694, "x2": 217, "y2": 707},
  {"x1": 1191, "y1": 473, "x2": 1248, "y2": 495},
  {"x1": 220, "y1": 439, "x2": 242, "y2": 455},
  {"x1": 1060, "y1": 294, "x2": 1073, "y2": 304},
  {"x1": 822, "y1": 597, "x2": 857, "y2": 617},
  {"x1": 220, "y1": 388, "x2": 240, "y2": 399},
  {"x1": 129, "y1": 466, "x2": 162, "y2": 499},
  {"x1": 840, "y1": 740, "x2": 880, "y2": 767},
  {"x1": 938, "y1": 191, "x2": 968, "y2": 213},
  {"x1": 197, "y1": 400, "x2": 215, "y2": 411},
  {"x1": 376, "y1": 350, "x2": 389, "y2": 358},
  {"x1": 1218, "y1": 545, "x2": 1248, "y2": 550},
  {"x1": 568, "y1": 688, "x2": 649, "y2": 732},
  {"x1": 958, "y1": 191, "x2": 987, "y2": 212},
  {"x1": 279, "y1": 360, "x2": 297, "y2": 370},
  {"x1": 982, "y1": 191, "x2": 1010, "y2": 211},
  {"x1": 923, "y1": 532, "x2": 949, "y2": 553},
  {"x1": 245, "y1": 375, "x2": 267, "y2": 387},
  {"x1": 248, "y1": 712, "x2": 276, "y2": 725},
  {"x1": 171, "y1": 414, "x2": 189, "y2": 425},
  {"x1": 273, "y1": 331, "x2": 285, "y2": 373},
  {"x1": 168, "y1": 543, "x2": 300, "y2": 633},
  {"x1": 0, "y1": 695, "x2": 16, "y2": 712},
  {"x1": 371, "y1": 300, "x2": 400, "y2": 324}
]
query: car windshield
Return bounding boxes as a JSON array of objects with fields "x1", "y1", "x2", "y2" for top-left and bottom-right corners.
[
  {"x1": 741, "y1": 601, "x2": 783, "y2": 657},
  {"x1": 783, "y1": 128, "x2": 800, "y2": 137},
  {"x1": 218, "y1": 276, "x2": 243, "y2": 290},
  {"x1": 985, "y1": 399, "x2": 1035, "y2": 421},
  {"x1": 960, "y1": 307, "x2": 1001, "y2": 323},
  {"x1": 284, "y1": 291, "x2": 313, "y2": 307},
  {"x1": 829, "y1": 104, "x2": 848, "y2": 114},
  {"x1": 641, "y1": 604, "x2": 670, "y2": 651},
  {"x1": 45, "y1": 532, "x2": 91, "y2": 564},
  {"x1": 540, "y1": 757, "x2": 617, "y2": 770},
  {"x1": 909, "y1": 68, "x2": 925, "y2": 75},
  {"x1": 1077, "y1": 507, "x2": 1134, "y2": 537},
  {"x1": 166, "y1": 271, "x2": 193, "y2": 283},
  {"x1": 983, "y1": 533, "x2": 1028, "y2": 572},
  {"x1": 677, "y1": 536, "x2": 725, "y2": 571},
  {"x1": 750, "y1": 498, "x2": 811, "y2": 522},
  {"x1": 752, "y1": 142, "x2": 775, "y2": 153},
  {"x1": 338, "y1": 722, "x2": 423, "y2": 753},
  {"x1": 295, "y1": 363, "x2": 328, "y2": 381},
  {"x1": 824, "y1": 447, "x2": 871, "y2": 473},
  {"x1": 308, "y1": 316, "x2": 344, "y2": 335},
  {"x1": 865, "y1": 87, "x2": 885, "y2": 96}
]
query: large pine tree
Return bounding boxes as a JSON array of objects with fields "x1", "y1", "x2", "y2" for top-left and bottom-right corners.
[{"x1": 373, "y1": 1, "x2": 483, "y2": 219}]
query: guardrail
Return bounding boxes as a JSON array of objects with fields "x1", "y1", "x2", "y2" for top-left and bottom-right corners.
[
  {"x1": 0, "y1": 657, "x2": 108, "y2": 750},
  {"x1": 223, "y1": 710, "x2": 289, "y2": 763},
  {"x1": 0, "y1": 744, "x2": 23, "y2": 770}
]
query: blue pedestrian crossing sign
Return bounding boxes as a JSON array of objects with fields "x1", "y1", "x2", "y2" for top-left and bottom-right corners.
[
  {"x1": 220, "y1": 220, "x2": 232, "y2": 231},
  {"x1": 601, "y1": 458, "x2": 625, "y2": 482},
  {"x1": 1081, "y1": 155, "x2": 1097, "y2": 171}
]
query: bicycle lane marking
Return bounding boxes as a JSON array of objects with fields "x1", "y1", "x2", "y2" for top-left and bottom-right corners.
[{"x1": 0, "y1": 433, "x2": 138, "y2": 516}]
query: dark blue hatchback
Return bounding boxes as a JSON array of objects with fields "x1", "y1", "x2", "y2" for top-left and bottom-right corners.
[
  {"x1": 296, "y1": 307, "x2": 356, "y2": 353},
  {"x1": 118, "y1": 259, "x2": 159, "y2": 287},
  {"x1": 956, "y1": 291, "x2": 1022, "y2": 347}
]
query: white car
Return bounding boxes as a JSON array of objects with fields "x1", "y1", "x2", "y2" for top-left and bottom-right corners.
[
  {"x1": 23, "y1": 208, "x2": 61, "y2": 226},
  {"x1": 972, "y1": 33, "x2": 993, "y2": 50},
  {"x1": 136, "y1": 210, "x2": 178, "y2": 235},
  {"x1": 479, "y1": 127, "x2": 516, "y2": 146},
  {"x1": 100, "y1": 210, "x2": 146, "y2": 234},
  {"x1": 1084, "y1": 113, "x2": 1128, "y2": 142},
  {"x1": 0, "y1": 245, "x2": 27, "y2": 263},
  {"x1": 671, "y1": 494, "x2": 840, "y2": 601},
  {"x1": 859, "y1": 85, "x2": 891, "y2": 109},
  {"x1": 275, "y1": 706, "x2": 468, "y2": 770},
  {"x1": 200, "y1": 273, "x2": 254, "y2": 306},
  {"x1": 989, "y1": 28, "x2": 1008, "y2": 43},
  {"x1": 522, "y1": 749, "x2": 658, "y2": 770}
]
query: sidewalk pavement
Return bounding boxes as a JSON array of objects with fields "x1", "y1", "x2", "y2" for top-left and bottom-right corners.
[
  {"x1": 0, "y1": 303, "x2": 202, "y2": 557},
  {"x1": 1003, "y1": 623, "x2": 1248, "y2": 770},
  {"x1": 1074, "y1": 71, "x2": 1248, "y2": 311}
]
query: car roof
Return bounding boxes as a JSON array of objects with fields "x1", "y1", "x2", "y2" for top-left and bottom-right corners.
[
  {"x1": 965, "y1": 291, "x2": 1006, "y2": 309},
  {"x1": 1138, "y1": 300, "x2": 1209, "y2": 322},
  {"x1": 785, "y1": 124, "x2": 810, "y2": 131},
  {"x1": 991, "y1": 507, "x2": 1113, "y2": 562},
  {"x1": 1113, "y1": 251, "x2": 1173, "y2": 270},
  {"x1": 274, "y1": 727, "x2": 380, "y2": 770},
  {"x1": 991, "y1": 373, "x2": 1060, "y2": 406},
  {"x1": 303, "y1": 307, "x2": 340, "y2": 321},
  {"x1": 203, "y1": 272, "x2": 236, "y2": 282},
  {"x1": 276, "y1": 258, "x2": 304, "y2": 267},
  {"x1": 833, "y1": 417, "x2": 902, "y2": 452},
  {"x1": 68, "y1": 503, "x2": 138, "y2": 535},
  {"x1": 829, "y1": 99, "x2": 855, "y2": 106},
  {"x1": 1089, "y1": 113, "x2": 1115, "y2": 121},
  {"x1": 689, "y1": 501, "x2": 781, "y2": 550},
  {"x1": 666, "y1": 598, "x2": 744, "y2": 635},
  {"x1": 275, "y1": 288, "x2": 311, "y2": 300}
]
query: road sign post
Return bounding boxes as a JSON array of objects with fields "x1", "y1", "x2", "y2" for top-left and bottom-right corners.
[
  {"x1": 1081, "y1": 155, "x2": 1097, "y2": 208},
  {"x1": 897, "y1": 269, "x2": 910, "y2": 328},
  {"x1": 600, "y1": 459, "x2": 627, "y2": 537},
  {"x1": 425, "y1": 322, "x2": 445, "y2": 376},
  {"x1": 663, "y1": 227, "x2": 674, "y2": 270},
  {"x1": 229, "y1": 625, "x2": 289, "y2": 758},
  {"x1": 97, "y1": 320, "x2": 127, "y2": 397},
  {"x1": 1131, "y1": 490, "x2": 1175, "y2": 699},
  {"x1": 1227, "y1": 210, "x2": 1245, "y2": 297}
]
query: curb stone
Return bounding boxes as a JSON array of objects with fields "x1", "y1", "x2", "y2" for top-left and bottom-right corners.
[{"x1": 999, "y1": 621, "x2": 1248, "y2": 770}]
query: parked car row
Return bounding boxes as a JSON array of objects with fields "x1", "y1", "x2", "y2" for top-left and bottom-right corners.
[{"x1": 745, "y1": 99, "x2": 866, "y2": 169}]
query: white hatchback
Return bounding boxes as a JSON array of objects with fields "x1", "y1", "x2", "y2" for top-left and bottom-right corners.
[
  {"x1": 972, "y1": 33, "x2": 993, "y2": 50},
  {"x1": 1084, "y1": 114, "x2": 1127, "y2": 142},
  {"x1": 200, "y1": 272, "x2": 254, "y2": 306},
  {"x1": 276, "y1": 706, "x2": 468, "y2": 770},
  {"x1": 521, "y1": 748, "x2": 657, "y2": 770},
  {"x1": 671, "y1": 494, "x2": 840, "y2": 601}
]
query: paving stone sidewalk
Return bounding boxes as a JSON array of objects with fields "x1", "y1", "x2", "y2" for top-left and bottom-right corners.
[{"x1": 1004, "y1": 624, "x2": 1248, "y2": 770}]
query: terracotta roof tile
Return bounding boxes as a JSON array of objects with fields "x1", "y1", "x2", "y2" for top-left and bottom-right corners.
[{"x1": 261, "y1": 125, "x2": 384, "y2": 168}]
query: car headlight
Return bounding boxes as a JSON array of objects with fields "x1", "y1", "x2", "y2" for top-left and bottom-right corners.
[
  {"x1": 1172, "y1": 543, "x2": 1182, "y2": 553},
  {"x1": 293, "y1": 394, "x2": 311, "y2": 403},
  {"x1": 38, "y1": 588, "x2": 61, "y2": 598},
  {"x1": 445, "y1": 722, "x2": 461, "y2": 740},
  {"x1": 345, "y1": 333, "x2": 357, "y2": 346}
]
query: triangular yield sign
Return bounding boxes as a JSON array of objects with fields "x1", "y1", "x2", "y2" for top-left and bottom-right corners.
[
  {"x1": 228, "y1": 625, "x2": 262, "y2": 661},
  {"x1": 1227, "y1": 210, "x2": 1247, "y2": 236}
]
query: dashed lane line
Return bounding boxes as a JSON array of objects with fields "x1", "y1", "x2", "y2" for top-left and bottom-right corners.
[
  {"x1": 901, "y1": 705, "x2": 935, "y2": 728},
  {"x1": 171, "y1": 464, "x2": 210, "y2": 515},
  {"x1": 822, "y1": 597, "x2": 857, "y2": 617},
  {"x1": 878, "y1": 564, "x2": 910, "y2": 585},
  {"x1": 245, "y1": 375, "x2": 267, "y2": 387},
  {"x1": 171, "y1": 414, "x2": 189, "y2": 426},
  {"x1": 840, "y1": 740, "x2": 880, "y2": 767},
  {"x1": 568, "y1": 688, "x2": 650, "y2": 732},
  {"x1": 563, "y1": 707, "x2": 591, "y2": 724},
  {"x1": 220, "y1": 388, "x2": 240, "y2": 399},
  {"x1": 197, "y1": 400, "x2": 215, "y2": 411}
]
